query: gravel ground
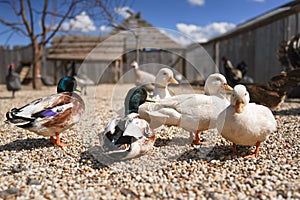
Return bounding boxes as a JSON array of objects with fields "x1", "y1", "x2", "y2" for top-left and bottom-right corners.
[{"x1": 0, "y1": 84, "x2": 299, "y2": 200}]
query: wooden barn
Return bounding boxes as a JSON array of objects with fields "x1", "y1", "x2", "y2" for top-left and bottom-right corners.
[
  {"x1": 188, "y1": 0, "x2": 300, "y2": 82},
  {"x1": 3, "y1": 2, "x2": 300, "y2": 85},
  {"x1": 47, "y1": 13, "x2": 186, "y2": 84}
]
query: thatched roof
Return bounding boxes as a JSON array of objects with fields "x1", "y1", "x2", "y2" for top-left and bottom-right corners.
[
  {"x1": 47, "y1": 35, "x2": 108, "y2": 61},
  {"x1": 47, "y1": 13, "x2": 184, "y2": 62}
]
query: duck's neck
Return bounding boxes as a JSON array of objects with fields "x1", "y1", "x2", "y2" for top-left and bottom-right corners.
[
  {"x1": 125, "y1": 102, "x2": 139, "y2": 115},
  {"x1": 8, "y1": 66, "x2": 13, "y2": 75},
  {"x1": 153, "y1": 86, "x2": 170, "y2": 99}
]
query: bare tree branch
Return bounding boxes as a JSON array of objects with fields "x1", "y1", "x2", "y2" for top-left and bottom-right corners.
[
  {"x1": 0, "y1": 0, "x2": 134, "y2": 89},
  {"x1": 40, "y1": 0, "x2": 48, "y2": 45},
  {"x1": 26, "y1": 0, "x2": 34, "y2": 35},
  {"x1": 20, "y1": 0, "x2": 33, "y2": 41},
  {"x1": 0, "y1": 18, "x2": 24, "y2": 26},
  {"x1": 44, "y1": 0, "x2": 77, "y2": 45}
]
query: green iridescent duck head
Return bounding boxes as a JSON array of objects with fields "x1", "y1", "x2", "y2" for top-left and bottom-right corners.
[
  {"x1": 57, "y1": 76, "x2": 77, "y2": 93},
  {"x1": 124, "y1": 87, "x2": 148, "y2": 115}
]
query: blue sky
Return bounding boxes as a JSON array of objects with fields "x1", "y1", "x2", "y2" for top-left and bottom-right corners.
[{"x1": 0, "y1": 0, "x2": 293, "y2": 47}]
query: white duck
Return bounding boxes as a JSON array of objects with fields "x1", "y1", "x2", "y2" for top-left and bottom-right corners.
[
  {"x1": 74, "y1": 74, "x2": 95, "y2": 95},
  {"x1": 100, "y1": 87, "x2": 156, "y2": 160},
  {"x1": 138, "y1": 73, "x2": 233, "y2": 144},
  {"x1": 217, "y1": 84, "x2": 277, "y2": 157},
  {"x1": 152, "y1": 68, "x2": 178, "y2": 99},
  {"x1": 131, "y1": 61, "x2": 156, "y2": 92},
  {"x1": 71, "y1": 61, "x2": 95, "y2": 95}
]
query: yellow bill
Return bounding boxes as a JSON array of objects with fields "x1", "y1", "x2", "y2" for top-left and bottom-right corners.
[{"x1": 169, "y1": 77, "x2": 179, "y2": 84}]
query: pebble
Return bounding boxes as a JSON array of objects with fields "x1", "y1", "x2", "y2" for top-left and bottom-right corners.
[
  {"x1": 26, "y1": 178, "x2": 41, "y2": 186},
  {"x1": 0, "y1": 84, "x2": 299, "y2": 199}
]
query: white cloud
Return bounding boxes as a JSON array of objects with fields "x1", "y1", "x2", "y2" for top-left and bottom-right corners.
[
  {"x1": 175, "y1": 22, "x2": 236, "y2": 45},
  {"x1": 61, "y1": 11, "x2": 96, "y2": 32},
  {"x1": 114, "y1": 6, "x2": 134, "y2": 19},
  {"x1": 188, "y1": 0, "x2": 205, "y2": 6},
  {"x1": 99, "y1": 25, "x2": 113, "y2": 33}
]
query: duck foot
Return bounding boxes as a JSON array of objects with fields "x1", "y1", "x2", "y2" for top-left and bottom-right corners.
[
  {"x1": 232, "y1": 143, "x2": 237, "y2": 155},
  {"x1": 244, "y1": 141, "x2": 260, "y2": 158},
  {"x1": 191, "y1": 131, "x2": 209, "y2": 145},
  {"x1": 145, "y1": 146, "x2": 158, "y2": 154},
  {"x1": 50, "y1": 132, "x2": 69, "y2": 147},
  {"x1": 244, "y1": 154, "x2": 257, "y2": 158}
]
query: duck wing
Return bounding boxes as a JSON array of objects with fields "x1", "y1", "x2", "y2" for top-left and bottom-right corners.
[
  {"x1": 6, "y1": 92, "x2": 84, "y2": 128},
  {"x1": 156, "y1": 94, "x2": 213, "y2": 115},
  {"x1": 6, "y1": 72, "x2": 21, "y2": 91},
  {"x1": 139, "y1": 94, "x2": 219, "y2": 130}
]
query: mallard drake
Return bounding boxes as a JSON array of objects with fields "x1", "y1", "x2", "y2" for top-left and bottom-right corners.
[
  {"x1": 217, "y1": 85, "x2": 277, "y2": 157},
  {"x1": 100, "y1": 87, "x2": 156, "y2": 160},
  {"x1": 6, "y1": 64, "x2": 21, "y2": 98},
  {"x1": 131, "y1": 61, "x2": 156, "y2": 92},
  {"x1": 6, "y1": 77, "x2": 85, "y2": 147},
  {"x1": 152, "y1": 68, "x2": 178, "y2": 99},
  {"x1": 138, "y1": 73, "x2": 233, "y2": 145},
  {"x1": 245, "y1": 68, "x2": 300, "y2": 110}
]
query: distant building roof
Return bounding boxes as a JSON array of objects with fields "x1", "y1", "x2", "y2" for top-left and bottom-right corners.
[
  {"x1": 47, "y1": 13, "x2": 184, "y2": 62},
  {"x1": 47, "y1": 35, "x2": 108, "y2": 61}
]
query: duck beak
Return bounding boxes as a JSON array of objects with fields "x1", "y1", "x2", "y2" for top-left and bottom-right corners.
[
  {"x1": 223, "y1": 83, "x2": 233, "y2": 91},
  {"x1": 169, "y1": 77, "x2": 179, "y2": 84},
  {"x1": 146, "y1": 97, "x2": 155, "y2": 102},
  {"x1": 235, "y1": 101, "x2": 244, "y2": 113},
  {"x1": 75, "y1": 87, "x2": 81, "y2": 92}
]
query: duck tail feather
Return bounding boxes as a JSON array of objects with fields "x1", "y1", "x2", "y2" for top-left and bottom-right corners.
[{"x1": 5, "y1": 109, "x2": 35, "y2": 127}]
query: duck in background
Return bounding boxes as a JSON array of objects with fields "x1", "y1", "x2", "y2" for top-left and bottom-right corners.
[
  {"x1": 6, "y1": 77, "x2": 85, "y2": 147},
  {"x1": 131, "y1": 61, "x2": 156, "y2": 93},
  {"x1": 222, "y1": 57, "x2": 242, "y2": 86},
  {"x1": 245, "y1": 68, "x2": 300, "y2": 110},
  {"x1": 71, "y1": 61, "x2": 95, "y2": 95},
  {"x1": 152, "y1": 68, "x2": 178, "y2": 99},
  {"x1": 6, "y1": 64, "x2": 21, "y2": 98},
  {"x1": 139, "y1": 73, "x2": 233, "y2": 145},
  {"x1": 100, "y1": 87, "x2": 156, "y2": 160},
  {"x1": 217, "y1": 84, "x2": 277, "y2": 157}
]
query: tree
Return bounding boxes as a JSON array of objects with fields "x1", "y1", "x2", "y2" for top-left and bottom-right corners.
[{"x1": 0, "y1": 0, "x2": 133, "y2": 89}]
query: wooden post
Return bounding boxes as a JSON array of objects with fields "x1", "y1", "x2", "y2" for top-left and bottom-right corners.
[
  {"x1": 214, "y1": 41, "x2": 220, "y2": 73},
  {"x1": 54, "y1": 61, "x2": 57, "y2": 84},
  {"x1": 119, "y1": 58, "x2": 123, "y2": 83}
]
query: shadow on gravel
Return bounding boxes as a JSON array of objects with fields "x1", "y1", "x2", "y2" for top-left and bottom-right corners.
[
  {"x1": 0, "y1": 138, "x2": 53, "y2": 151},
  {"x1": 0, "y1": 96, "x2": 14, "y2": 99},
  {"x1": 79, "y1": 147, "x2": 112, "y2": 169},
  {"x1": 273, "y1": 107, "x2": 300, "y2": 116},
  {"x1": 177, "y1": 144, "x2": 254, "y2": 162}
]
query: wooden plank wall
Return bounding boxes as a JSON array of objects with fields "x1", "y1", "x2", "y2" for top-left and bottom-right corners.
[
  {"x1": 185, "y1": 44, "x2": 215, "y2": 82},
  {"x1": 0, "y1": 45, "x2": 32, "y2": 84},
  {"x1": 121, "y1": 49, "x2": 185, "y2": 83},
  {"x1": 64, "y1": 49, "x2": 185, "y2": 84},
  {"x1": 201, "y1": 12, "x2": 300, "y2": 82}
]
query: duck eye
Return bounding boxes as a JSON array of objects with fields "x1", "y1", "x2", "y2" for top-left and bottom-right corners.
[
  {"x1": 245, "y1": 93, "x2": 247, "y2": 96},
  {"x1": 163, "y1": 72, "x2": 167, "y2": 76}
]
